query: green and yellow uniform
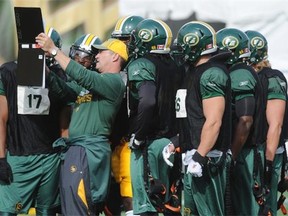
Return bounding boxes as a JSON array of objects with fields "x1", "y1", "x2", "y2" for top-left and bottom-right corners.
[
  {"x1": 230, "y1": 63, "x2": 265, "y2": 216},
  {"x1": 178, "y1": 61, "x2": 231, "y2": 216},
  {"x1": 128, "y1": 55, "x2": 181, "y2": 215},
  {"x1": 48, "y1": 60, "x2": 125, "y2": 215},
  {"x1": 258, "y1": 67, "x2": 288, "y2": 216}
]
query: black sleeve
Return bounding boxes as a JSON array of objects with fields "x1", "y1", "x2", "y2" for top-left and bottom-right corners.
[
  {"x1": 235, "y1": 96, "x2": 255, "y2": 118},
  {"x1": 134, "y1": 81, "x2": 156, "y2": 140}
]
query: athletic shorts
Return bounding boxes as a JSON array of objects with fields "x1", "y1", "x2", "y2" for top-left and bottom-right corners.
[
  {"x1": 111, "y1": 141, "x2": 132, "y2": 197},
  {"x1": 0, "y1": 152, "x2": 60, "y2": 214}
]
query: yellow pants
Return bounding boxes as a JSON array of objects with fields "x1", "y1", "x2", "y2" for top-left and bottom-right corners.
[{"x1": 111, "y1": 141, "x2": 132, "y2": 197}]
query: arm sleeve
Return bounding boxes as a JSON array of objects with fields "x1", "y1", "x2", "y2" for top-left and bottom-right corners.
[
  {"x1": 235, "y1": 96, "x2": 255, "y2": 118},
  {"x1": 134, "y1": 81, "x2": 156, "y2": 140}
]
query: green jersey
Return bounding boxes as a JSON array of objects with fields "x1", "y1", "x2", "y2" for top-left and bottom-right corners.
[
  {"x1": 49, "y1": 60, "x2": 125, "y2": 138},
  {"x1": 200, "y1": 66, "x2": 228, "y2": 99},
  {"x1": 267, "y1": 76, "x2": 287, "y2": 100},
  {"x1": 230, "y1": 68, "x2": 257, "y2": 101},
  {"x1": 128, "y1": 57, "x2": 155, "y2": 102}
]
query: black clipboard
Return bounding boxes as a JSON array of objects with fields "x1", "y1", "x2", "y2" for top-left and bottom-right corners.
[{"x1": 14, "y1": 7, "x2": 45, "y2": 87}]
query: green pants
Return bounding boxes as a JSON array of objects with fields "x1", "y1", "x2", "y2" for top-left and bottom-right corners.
[
  {"x1": 183, "y1": 154, "x2": 227, "y2": 216},
  {"x1": 265, "y1": 152, "x2": 284, "y2": 216},
  {"x1": 231, "y1": 145, "x2": 264, "y2": 216},
  {"x1": 0, "y1": 152, "x2": 60, "y2": 214},
  {"x1": 130, "y1": 138, "x2": 173, "y2": 215}
]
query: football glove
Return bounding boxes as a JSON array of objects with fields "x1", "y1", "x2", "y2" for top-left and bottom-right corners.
[
  {"x1": 265, "y1": 160, "x2": 273, "y2": 189},
  {"x1": 162, "y1": 143, "x2": 175, "y2": 167},
  {"x1": 0, "y1": 158, "x2": 12, "y2": 184},
  {"x1": 187, "y1": 159, "x2": 203, "y2": 177},
  {"x1": 129, "y1": 134, "x2": 143, "y2": 149}
]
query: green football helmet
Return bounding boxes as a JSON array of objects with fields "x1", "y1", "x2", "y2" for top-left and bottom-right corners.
[
  {"x1": 216, "y1": 28, "x2": 251, "y2": 64},
  {"x1": 175, "y1": 21, "x2": 217, "y2": 64},
  {"x1": 46, "y1": 27, "x2": 62, "y2": 49},
  {"x1": 111, "y1": 15, "x2": 144, "y2": 42},
  {"x1": 69, "y1": 34, "x2": 102, "y2": 69},
  {"x1": 245, "y1": 30, "x2": 268, "y2": 64},
  {"x1": 130, "y1": 18, "x2": 173, "y2": 57},
  {"x1": 45, "y1": 27, "x2": 62, "y2": 66}
]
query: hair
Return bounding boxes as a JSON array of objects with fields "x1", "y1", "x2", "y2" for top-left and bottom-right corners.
[
  {"x1": 252, "y1": 59, "x2": 271, "y2": 72},
  {"x1": 119, "y1": 57, "x2": 127, "y2": 70}
]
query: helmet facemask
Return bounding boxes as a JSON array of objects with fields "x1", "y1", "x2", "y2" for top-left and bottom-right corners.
[
  {"x1": 170, "y1": 40, "x2": 187, "y2": 66},
  {"x1": 128, "y1": 33, "x2": 142, "y2": 59},
  {"x1": 69, "y1": 34, "x2": 102, "y2": 70},
  {"x1": 69, "y1": 46, "x2": 96, "y2": 70}
]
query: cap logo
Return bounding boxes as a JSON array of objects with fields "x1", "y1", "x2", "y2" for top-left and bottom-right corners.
[
  {"x1": 251, "y1": 37, "x2": 265, "y2": 49},
  {"x1": 138, "y1": 29, "x2": 153, "y2": 42},
  {"x1": 222, "y1": 36, "x2": 239, "y2": 49},
  {"x1": 183, "y1": 33, "x2": 199, "y2": 47}
]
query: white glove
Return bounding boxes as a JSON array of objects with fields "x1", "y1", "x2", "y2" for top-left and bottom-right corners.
[
  {"x1": 187, "y1": 159, "x2": 203, "y2": 177},
  {"x1": 129, "y1": 134, "x2": 143, "y2": 149},
  {"x1": 182, "y1": 149, "x2": 197, "y2": 166},
  {"x1": 162, "y1": 143, "x2": 174, "y2": 167}
]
